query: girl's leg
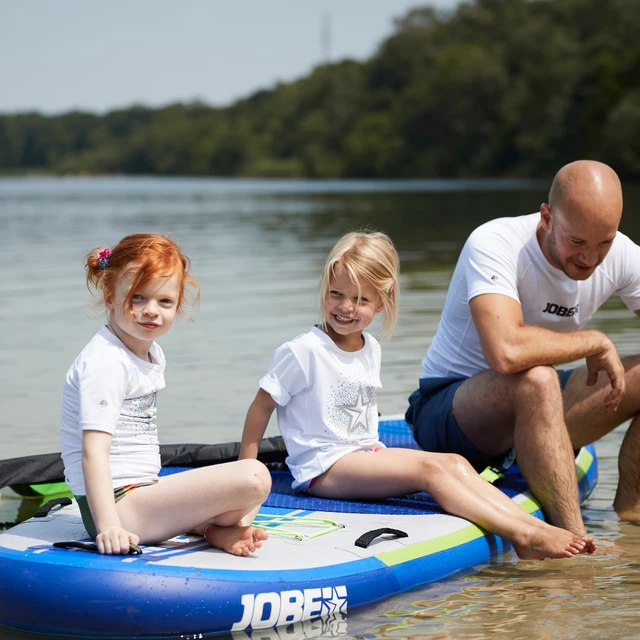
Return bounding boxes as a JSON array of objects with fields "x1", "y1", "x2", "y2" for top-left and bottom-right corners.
[
  {"x1": 310, "y1": 449, "x2": 590, "y2": 559},
  {"x1": 115, "y1": 459, "x2": 271, "y2": 556},
  {"x1": 435, "y1": 453, "x2": 595, "y2": 554}
]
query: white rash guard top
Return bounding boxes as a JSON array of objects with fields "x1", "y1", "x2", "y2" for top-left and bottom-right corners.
[
  {"x1": 422, "y1": 212, "x2": 640, "y2": 379},
  {"x1": 60, "y1": 325, "x2": 166, "y2": 496},
  {"x1": 260, "y1": 325, "x2": 384, "y2": 490}
]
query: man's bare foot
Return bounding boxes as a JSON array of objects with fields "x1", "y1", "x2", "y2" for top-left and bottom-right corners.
[
  {"x1": 204, "y1": 524, "x2": 268, "y2": 556},
  {"x1": 511, "y1": 524, "x2": 590, "y2": 560}
]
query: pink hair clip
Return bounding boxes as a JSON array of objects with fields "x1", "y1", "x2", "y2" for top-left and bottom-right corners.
[{"x1": 97, "y1": 248, "x2": 111, "y2": 269}]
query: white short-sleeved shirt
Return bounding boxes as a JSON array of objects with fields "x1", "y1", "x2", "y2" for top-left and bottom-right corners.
[
  {"x1": 60, "y1": 325, "x2": 166, "y2": 495},
  {"x1": 422, "y1": 212, "x2": 640, "y2": 379},
  {"x1": 260, "y1": 325, "x2": 384, "y2": 489}
]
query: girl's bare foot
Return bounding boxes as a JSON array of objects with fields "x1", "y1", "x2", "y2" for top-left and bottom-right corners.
[
  {"x1": 526, "y1": 514, "x2": 596, "y2": 555},
  {"x1": 511, "y1": 525, "x2": 590, "y2": 560},
  {"x1": 204, "y1": 524, "x2": 268, "y2": 556},
  {"x1": 582, "y1": 535, "x2": 596, "y2": 554}
]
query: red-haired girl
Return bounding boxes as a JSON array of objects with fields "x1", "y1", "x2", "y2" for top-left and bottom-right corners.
[{"x1": 60, "y1": 234, "x2": 270, "y2": 556}]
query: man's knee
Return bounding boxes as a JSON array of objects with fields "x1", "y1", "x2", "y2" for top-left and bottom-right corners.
[{"x1": 515, "y1": 365, "x2": 562, "y2": 397}]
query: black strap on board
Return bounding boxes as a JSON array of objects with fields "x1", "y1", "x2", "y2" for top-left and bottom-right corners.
[
  {"x1": 53, "y1": 540, "x2": 143, "y2": 555},
  {"x1": 33, "y1": 497, "x2": 72, "y2": 518},
  {"x1": 354, "y1": 527, "x2": 408, "y2": 549}
]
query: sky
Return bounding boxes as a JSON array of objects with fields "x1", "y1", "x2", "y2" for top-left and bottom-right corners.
[{"x1": 1, "y1": 0, "x2": 461, "y2": 115}]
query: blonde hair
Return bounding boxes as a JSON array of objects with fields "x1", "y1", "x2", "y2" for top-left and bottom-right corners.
[{"x1": 320, "y1": 231, "x2": 400, "y2": 341}]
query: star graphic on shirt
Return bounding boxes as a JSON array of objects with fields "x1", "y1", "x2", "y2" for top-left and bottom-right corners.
[{"x1": 337, "y1": 385, "x2": 372, "y2": 436}]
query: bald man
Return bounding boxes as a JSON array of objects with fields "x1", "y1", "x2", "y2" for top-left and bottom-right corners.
[{"x1": 406, "y1": 160, "x2": 640, "y2": 535}]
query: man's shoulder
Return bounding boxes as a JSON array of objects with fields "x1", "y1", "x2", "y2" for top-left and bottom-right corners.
[
  {"x1": 462, "y1": 213, "x2": 539, "y2": 266},
  {"x1": 471, "y1": 212, "x2": 538, "y2": 242},
  {"x1": 611, "y1": 229, "x2": 640, "y2": 255},
  {"x1": 599, "y1": 229, "x2": 640, "y2": 277}
]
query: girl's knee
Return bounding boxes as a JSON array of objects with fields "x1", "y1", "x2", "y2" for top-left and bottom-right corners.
[
  {"x1": 446, "y1": 453, "x2": 474, "y2": 476},
  {"x1": 418, "y1": 453, "x2": 447, "y2": 477},
  {"x1": 419, "y1": 452, "x2": 471, "y2": 478},
  {"x1": 242, "y1": 460, "x2": 272, "y2": 500}
]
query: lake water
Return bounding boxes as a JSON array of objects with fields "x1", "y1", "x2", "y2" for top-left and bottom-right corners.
[{"x1": 1, "y1": 177, "x2": 640, "y2": 639}]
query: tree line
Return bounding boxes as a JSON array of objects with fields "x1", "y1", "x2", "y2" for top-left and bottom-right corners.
[{"x1": 1, "y1": 0, "x2": 639, "y2": 179}]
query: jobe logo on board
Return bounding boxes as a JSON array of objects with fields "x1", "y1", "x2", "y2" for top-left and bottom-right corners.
[
  {"x1": 542, "y1": 302, "x2": 579, "y2": 317},
  {"x1": 231, "y1": 586, "x2": 348, "y2": 631}
]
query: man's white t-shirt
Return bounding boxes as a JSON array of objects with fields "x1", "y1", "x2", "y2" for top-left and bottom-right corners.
[
  {"x1": 422, "y1": 212, "x2": 640, "y2": 379},
  {"x1": 260, "y1": 325, "x2": 384, "y2": 489},
  {"x1": 60, "y1": 325, "x2": 166, "y2": 495}
]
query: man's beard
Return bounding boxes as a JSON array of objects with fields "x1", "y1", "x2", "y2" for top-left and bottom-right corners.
[{"x1": 546, "y1": 229, "x2": 570, "y2": 277}]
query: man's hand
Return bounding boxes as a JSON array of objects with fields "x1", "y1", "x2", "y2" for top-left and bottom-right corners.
[{"x1": 585, "y1": 337, "x2": 626, "y2": 412}]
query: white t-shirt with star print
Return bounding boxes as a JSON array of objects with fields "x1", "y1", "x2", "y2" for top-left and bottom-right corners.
[
  {"x1": 60, "y1": 325, "x2": 166, "y2": 496},
  {"x1": 260, "y1": 325, "x2": 385, "y2": 489}
]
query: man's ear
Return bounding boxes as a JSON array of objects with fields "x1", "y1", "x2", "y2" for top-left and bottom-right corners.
[{"x1": 540, "y1": 202, "x2": 552, "y2": 231}]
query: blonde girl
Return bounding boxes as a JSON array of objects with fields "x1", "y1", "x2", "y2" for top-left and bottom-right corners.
[
  {"x1": 61, "y1": 234, "x2": 270, "y2": 556},
  {"x1": 240, "y1": 230, "x2": 594, "y2": 560}
]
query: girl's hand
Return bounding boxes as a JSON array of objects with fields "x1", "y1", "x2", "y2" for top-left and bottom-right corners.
[{"x1": 96, "y1": 525, "x2": 140, "y2": 555}]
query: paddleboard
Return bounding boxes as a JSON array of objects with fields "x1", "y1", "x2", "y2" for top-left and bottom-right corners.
[{"x1": 0, "y1": 416, "x2": 598, "y2": 638}]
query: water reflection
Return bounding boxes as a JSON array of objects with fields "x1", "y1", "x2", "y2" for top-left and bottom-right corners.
[
  {"x1": 2, "y1": 177, "x2": 640, "y2": 640},
  {"x1": 352, "y1": 534, "x2": 640, "y2": 639}
]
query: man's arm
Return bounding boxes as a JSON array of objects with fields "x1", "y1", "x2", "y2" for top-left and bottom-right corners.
[{"x1": 470, "y1": 293, "x2": 625, "y2": 411}]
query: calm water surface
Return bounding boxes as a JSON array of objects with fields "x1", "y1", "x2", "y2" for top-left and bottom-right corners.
[{"x1": 1, "y1": 177, "x2": 640, "y2": 639}]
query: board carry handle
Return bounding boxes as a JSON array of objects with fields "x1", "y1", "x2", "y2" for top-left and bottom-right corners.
[
  {"x1": 33, "y1": 497, "x2": 72, "y2": 518},
  {"x1": 53, "y1": 540, "x2": 143, "y2": 555},
  {"x1": 354, "y1": 527, "x2": 408, "y2": 549}
]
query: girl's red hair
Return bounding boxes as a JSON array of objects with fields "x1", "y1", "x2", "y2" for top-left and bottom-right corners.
[{"x1": 85, "y1": 234, "x2": 199, "y2": 317}]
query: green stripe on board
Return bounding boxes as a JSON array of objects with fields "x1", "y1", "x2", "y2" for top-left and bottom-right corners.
[
  {"x1": 376, "y1": 522, "x2": 486, "y2": 566},
  {"x1": 517, "y1": 496, "x2": 541, "y2": 514},
  {"x1": 575, "y1": 447, "x2": 593, "y2": 482}
]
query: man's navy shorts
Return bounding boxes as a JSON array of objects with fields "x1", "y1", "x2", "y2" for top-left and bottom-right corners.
[{"x1": 404, "y1": 369, "x2": 574, "y2": 472}]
